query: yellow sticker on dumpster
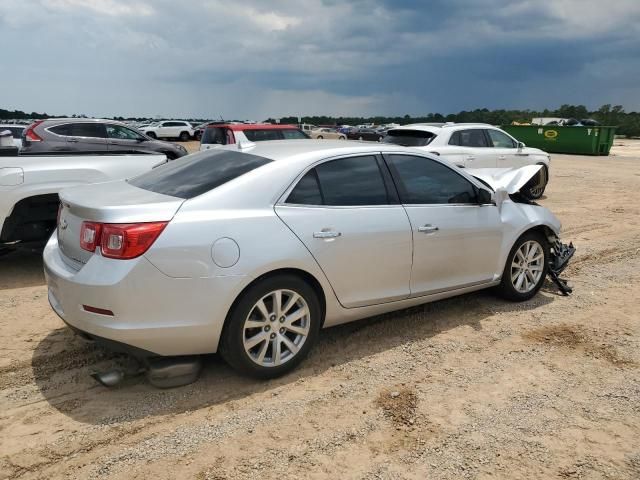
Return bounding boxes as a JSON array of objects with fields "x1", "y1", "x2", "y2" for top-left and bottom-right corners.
[{"x1": 544, "y1": 130, "x2": 558, "y2": 139}]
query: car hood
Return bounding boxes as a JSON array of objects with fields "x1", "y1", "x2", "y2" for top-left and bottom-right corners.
[{"x1": 467, "y1": 165, "x2": 542, "y2": 194}]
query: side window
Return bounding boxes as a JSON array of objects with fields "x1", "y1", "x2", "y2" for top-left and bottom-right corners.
[
  {"x1": 281, "y1": 129, "x2": 308, "y2": 139},
  {"x1": 59, "y1": 123, "x2": 106, "y2": 138},
  {"x1": 243, "y1": 129, "x2": 283, "y2": 141},
  {"x1": 286, "y1": 170, "x2": 322, "y2": 205},
  {"x1": 48, "y1": 124, "x2": 72, "y2": 136},
  {"x1": 316, "y1": 156, "x2": 389, "y2": 206},
  {"x1": 487, "y1": 129, "x2": 517, "y2": 148},
  {"x1": 106, "y1": 124, "x2": 144, "y2": 140},
  {"x1": 448, "y1": 129, "x2": 488, "y2": 147},
  {"x1": 386, "y1": 154, "x2": 478, "y2": 204}
]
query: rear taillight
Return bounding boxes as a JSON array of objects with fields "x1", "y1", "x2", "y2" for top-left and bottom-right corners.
[
  {"x1": 79, "y1": 221, "x2": 167, "y2": 259},
  {"x1": 80, "y1": 222, "x2": 102, "y2": 252},
  {"x1": 24, "y1": 120, "x2": 44, "y2": 142}
]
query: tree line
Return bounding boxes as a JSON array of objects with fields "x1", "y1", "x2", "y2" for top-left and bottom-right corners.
[
  {"x1": 271, "y1": 104, "x2": 639, "y2": 137},
  {"x1": 2, "y1": 104, "x2": 639, "y2": 137}
]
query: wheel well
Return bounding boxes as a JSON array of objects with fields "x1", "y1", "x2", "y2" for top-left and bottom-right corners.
[
  {"x1": 527, "y1": 225, "x2": 557, "y2": 245},
  {"x1": 1, "y1": 193, "x2": 59, "y2": 243},
  {"x1": 223, "y1": 268, "x2": 328, "y2": 334}
]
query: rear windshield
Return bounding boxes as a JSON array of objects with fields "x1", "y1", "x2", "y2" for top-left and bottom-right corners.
[
  {"x1": 244, "y1": 128, "x2": 308, "y2": 141},
  {"x1": 129, "y1": 150, "x2": 272, "y2": 199},
  {"x1": 382, "y1": 130, "x2": 436, "y2": 147},
  {"x1": 201, "y1": 127, "x2": 230, "y2": 145}
]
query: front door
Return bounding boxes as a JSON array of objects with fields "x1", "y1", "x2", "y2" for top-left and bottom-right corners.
[
  {"x1": 384, "y1": 153, "x2": 503, "y2": 295},
  {"x1": 275, "y1": 155, "x2": 412, "y2": 308}
]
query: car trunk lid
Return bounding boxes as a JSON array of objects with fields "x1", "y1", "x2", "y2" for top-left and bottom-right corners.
[{"x1": 57, "y1": 180, "x2": 184, "y2": 268}]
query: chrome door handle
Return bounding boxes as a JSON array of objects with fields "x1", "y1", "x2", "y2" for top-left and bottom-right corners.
[
  {"x1": 418, "y1": 224, "x2": 439, "y2": 233},
  {"x1": 313, "y1": 230, "x2": 341, "y2": 239},
  {"x1": 67, "y1": 138, "x2": 79, "y2": 143}
]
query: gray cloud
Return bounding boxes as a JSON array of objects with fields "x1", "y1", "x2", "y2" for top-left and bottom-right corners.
[{"x1": 0, "y1": 0, "x2": 638, "y2": 119}]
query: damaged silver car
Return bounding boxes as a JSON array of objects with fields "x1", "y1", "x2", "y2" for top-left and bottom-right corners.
[{"x1": 44, "y1": 141, "x2": 574, "y2": 381}]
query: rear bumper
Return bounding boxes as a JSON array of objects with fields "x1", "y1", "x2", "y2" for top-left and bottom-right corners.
[{"x1": 44, "y1": 233, "x2": 247, "y2": 356}]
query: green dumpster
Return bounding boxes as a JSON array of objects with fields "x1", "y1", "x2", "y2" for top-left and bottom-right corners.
[{"x1": 501, "y1": 125, "x2": 617, "y2": 156}]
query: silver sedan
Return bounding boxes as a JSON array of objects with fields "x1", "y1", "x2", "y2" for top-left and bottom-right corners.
[{"x1": 44, "y1": 140, "x2": 571, "y2": 378}]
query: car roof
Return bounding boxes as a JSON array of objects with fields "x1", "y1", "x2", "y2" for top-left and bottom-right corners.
[
  {"x1": 205, "y1": 123, "x2": 300, "y2": 132},
  {"x1": 390, "y1": 123, "x2": 498, "y2": 134},
  {"x1": 0, "y1": 124, "x2": 26, "y2": 128}
]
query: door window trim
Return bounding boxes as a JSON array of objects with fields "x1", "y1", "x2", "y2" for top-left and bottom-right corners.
[
  {"x1": 278, "y1": 153, "x2": 400, "y2": 208},
  {"x1": 45, "y1": 122, "x2": 107, "y2": 139},
  {"x1": 381, "y1": 152, "x2": 495, "y2": 207}
]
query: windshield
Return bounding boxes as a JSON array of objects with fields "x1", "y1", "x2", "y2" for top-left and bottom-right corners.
[{"x1": 382, "y1": 129, "x2": 436, "y2": 147}]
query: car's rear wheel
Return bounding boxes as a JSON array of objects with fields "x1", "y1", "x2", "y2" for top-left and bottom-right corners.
[
  {"x1": 179, "y1": 131, "x2": 190, "y2": 142},
  {"x1": 317, "y1": 135, "x2": 323, "y2": 139},
  {"x1": 146, "y1": 131, "x2": 157, "y2": 139},
  {"x1": 524, "y1": 165, "x2": 548, "y2": 199},
  {"x1": 497, "y1": 231, "x2": 549, "y2": 301},
  {"x1": 219, "y1": 274, "x2": 321, "y2": 379},
  {"x1": 338, "y1": 135, "x2": 346, "y2": 140}
]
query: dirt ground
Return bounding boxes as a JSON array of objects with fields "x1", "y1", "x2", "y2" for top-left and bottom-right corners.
[{"x1": 1, "y1": 139, "x2": 639, "y2": 480}]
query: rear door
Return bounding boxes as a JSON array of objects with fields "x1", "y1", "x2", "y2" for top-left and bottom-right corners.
[
  {"x1": 384, "y1": 153, "x2": 503, "y2": 295},
  {"x1": 50, "y1": 123, "x2": 108, "y2": 153},
  {"x1": 447, "y1": 128, "x2": 496, "y2": 167},
  {"x1": 275, "y1": 154, "x2": 412, "y2": 308}
]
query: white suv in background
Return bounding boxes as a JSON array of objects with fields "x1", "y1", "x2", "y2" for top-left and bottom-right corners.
[
  {"x1": 383, "y1": 123, "x2": 551, "y2": 198},
  {"x1": 140, "y1": 121, "x2": 194, "y2": 141}
]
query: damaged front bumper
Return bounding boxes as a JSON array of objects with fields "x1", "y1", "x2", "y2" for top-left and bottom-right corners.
[{"x1": 548, "y1": 240, "x2": 575, "y2": 295}]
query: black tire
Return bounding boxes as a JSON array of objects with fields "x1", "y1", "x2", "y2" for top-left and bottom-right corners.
[
  {"x1": 163, "y1": 151, "x2": 178, "y2": 160},
  {"x1": 219, "y1": 274, "x2": 322, "y2": 379},
  {"x1": 338, "y1": 136, "x2": 346, "y2": 140},
  {"x1": 496, "y1": 231, "x2": 549, "y2": 301},
  {"x1": 146, "y1": 131, "x2": 157, "y2": 139},
  {"x1": 179, "y1": 131, "x2": 190, "y2": 142},
  {"x1": 317, "y1": 135, "x2": 323, "y2": 139},
  {"x1": 524, "y1": 165, "x2": 548, "y2": 199}
]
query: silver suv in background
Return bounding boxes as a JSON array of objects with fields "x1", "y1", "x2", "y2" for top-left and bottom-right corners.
[{"x1": 20, "y1": 119, "x2": 188, "y2": 159}]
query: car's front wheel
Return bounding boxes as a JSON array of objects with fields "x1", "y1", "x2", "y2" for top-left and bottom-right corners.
[
  {"x1": 146, "y1": 131, "x2": 157, "y2": 139},
  {"x1": 524, "y1": 165, "x2": 548, "y2": 199},
  {"x1": 179, "y1": 131, "x2": 190, "y2": 141},
  {"x1": 497, "y1": 231, "x2": 549, "y2": 301},
  {"x1": 219, "y1": 274, "x2": 321, "y2": 378}
]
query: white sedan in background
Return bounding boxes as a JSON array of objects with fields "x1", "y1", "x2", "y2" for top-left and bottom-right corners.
[
  {"x1": 383, "y1": 123, "x2": 551, "y2": 198},
  {"x1": 45, "y1": 141, "x2": 573, "y2": 380}
]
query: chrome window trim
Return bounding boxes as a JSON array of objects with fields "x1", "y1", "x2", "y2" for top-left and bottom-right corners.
[{"x1": 45, "y1": 122, "x2": 108, "y2": 140}]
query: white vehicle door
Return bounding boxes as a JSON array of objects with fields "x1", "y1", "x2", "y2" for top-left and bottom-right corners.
[
  {"x1": 447, "y1": 128, "x2": 496, "y2": 168},
  {"x1": 275, "y1": 154, "x2": 412, "y2": 308},
  {"x1": 384, "y1": 153, "x2": 503, "y2": 296},
  {"x1": 486, "y1": 129, "x2": 526, "y2": 168}
]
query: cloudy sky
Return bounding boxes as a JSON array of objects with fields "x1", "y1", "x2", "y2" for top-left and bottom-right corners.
[{"x1": 1, "y1": 0, "x2": 639, "y2": 119}]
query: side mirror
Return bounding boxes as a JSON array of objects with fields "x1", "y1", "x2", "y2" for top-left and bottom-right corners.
[
  {"x1": 477, "y1": 188, "x2": 493, "y2": 204},
  {"x1": 517, "y1": 141, "x2": 525, "y2": 150},
  {"x1": 493, "y1": 187, "x2": 509, "y2": 210}
]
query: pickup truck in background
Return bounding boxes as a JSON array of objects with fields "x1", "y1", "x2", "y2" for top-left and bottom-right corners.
[{"x1": 0, "y1": 151, "x2": 167, "y2": 253}]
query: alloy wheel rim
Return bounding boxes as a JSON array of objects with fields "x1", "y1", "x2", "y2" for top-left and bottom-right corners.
[
  {"x1": 242, "y1": 289, "x2": 310, "y2": 367},
  {"x1": 510, "y1": 240, "x2": 544, "y2": 293}
]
